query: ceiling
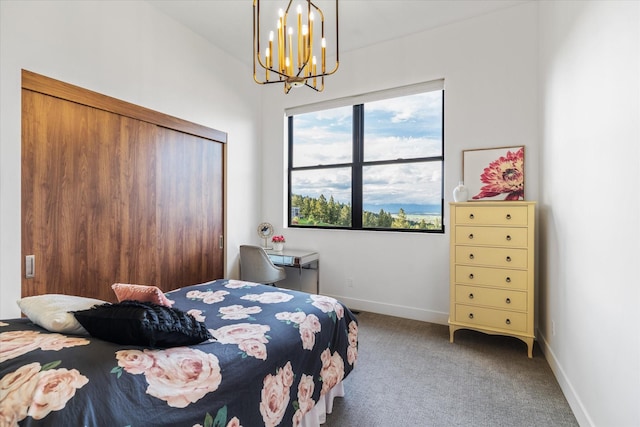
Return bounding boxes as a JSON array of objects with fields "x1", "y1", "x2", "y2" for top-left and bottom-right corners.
[{"x1": 149, "y1": 0, "x2": 527, "y2": 67}]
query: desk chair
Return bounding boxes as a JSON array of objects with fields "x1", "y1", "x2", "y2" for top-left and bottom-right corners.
[{"x1": 239, "y1": 245, "x2": 286, "y2": 285}]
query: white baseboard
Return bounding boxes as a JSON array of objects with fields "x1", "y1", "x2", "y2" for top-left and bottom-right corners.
[
  {"x1": 326, "y1": 294, "x2": 449, "y2": 325},
  {"x1": 537, "y1": 331, "x2": 593, "y2": 427}
]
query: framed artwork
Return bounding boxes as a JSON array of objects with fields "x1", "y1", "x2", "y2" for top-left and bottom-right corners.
[{"x1": 462, "y1": 146, "x2": 525, "y2": 201}]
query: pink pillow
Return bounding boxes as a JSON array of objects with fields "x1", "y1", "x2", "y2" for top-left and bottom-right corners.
[{"x1": 111, "y1": 283, "x2": 174, "y2": 307}]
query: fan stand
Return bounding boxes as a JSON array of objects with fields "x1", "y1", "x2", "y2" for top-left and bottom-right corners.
[{"x1": 262, "y1": 237, "x2": 271, "y2": 250}]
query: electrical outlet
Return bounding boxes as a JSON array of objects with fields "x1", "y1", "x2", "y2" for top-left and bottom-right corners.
[
  {"x1": 347, "y1": 278, "x2": 354, "y2": 288},
  {"x1": 551, "y1": 320, "x2": 556, "y2": 336}
]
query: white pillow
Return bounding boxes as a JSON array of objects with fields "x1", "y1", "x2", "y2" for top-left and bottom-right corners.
[{"x1": 17, "y1": 294, "x2": 108, "y2": 335}]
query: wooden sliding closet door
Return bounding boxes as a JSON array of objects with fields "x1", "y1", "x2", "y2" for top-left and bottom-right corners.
[{"x1": 22, "y1": 71, "x2": 225, "y2": 302}]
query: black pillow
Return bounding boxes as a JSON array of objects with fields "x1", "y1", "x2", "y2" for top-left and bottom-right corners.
[{"x1": 73, "y1": 300, "x2": 212, "y2": 347}]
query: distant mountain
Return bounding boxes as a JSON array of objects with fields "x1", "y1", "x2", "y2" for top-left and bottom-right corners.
[{"x1": 363, "y1": 203, "x2": 441, "y2": 215}]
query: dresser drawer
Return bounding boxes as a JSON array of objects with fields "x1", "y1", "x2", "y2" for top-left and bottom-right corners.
[
  {"x1": 455, "y1": 246, "x2": 528, "y2": 269},
  {"x1": 455, "y1": 265, "x2": 528, "y2": 290},
  {"x1": 455, "y1": 206, "x2": 528, "y2": 226},
  {"x1": 455, "y1": 226, "x2": 527, "y2": 247},
  {"x1": 455, "y1": 304, "x2": 527, "y2": 332},
  {"x1": 455, "y1": 285, "x2": 527, "y2": 311}
]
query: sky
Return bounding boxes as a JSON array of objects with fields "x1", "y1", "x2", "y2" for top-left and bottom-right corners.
[{"x1": 291, "y1": 90, "x2": 443, "y2": 209}]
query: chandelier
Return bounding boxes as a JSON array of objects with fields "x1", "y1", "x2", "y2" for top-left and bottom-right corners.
[{"x1": 253, "y1": 0, "x2": 339, "y2": 93}]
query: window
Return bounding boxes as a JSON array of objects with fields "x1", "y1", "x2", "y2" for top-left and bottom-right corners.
[{"x1": 288, "y1": 81, "x2": 444, "y2": 232}]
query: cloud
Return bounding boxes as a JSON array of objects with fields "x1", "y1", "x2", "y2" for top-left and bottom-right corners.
[
  {"x1": 366, "y1": 91, "x2": 442, "y2": 124},
  {"x1": 292, "y1": 162, "x2": 441, "y2": 206},
  {"x1": 291, "y1": 168, "x2": 352, "y2": 203}
]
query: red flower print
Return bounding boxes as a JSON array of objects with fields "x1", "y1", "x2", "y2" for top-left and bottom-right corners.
[{"x1": 472, "y1": 147, "x2": 524, "y2": 200}]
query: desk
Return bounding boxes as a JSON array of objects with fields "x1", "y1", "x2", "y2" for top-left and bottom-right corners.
[{"x1": 267, "y1": 249, "x2": 319, "y2": 294}]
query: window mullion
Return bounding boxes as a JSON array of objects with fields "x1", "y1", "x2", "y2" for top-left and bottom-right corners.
[
  {"x1": 287, "y1": 116, "x2": 294, "y2": 225},
  {"x1": 352, "y1": 105, "x2": 364, "y2": 229}
]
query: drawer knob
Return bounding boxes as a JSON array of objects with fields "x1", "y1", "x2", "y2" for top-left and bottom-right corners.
[
  {"x1": 506, "y1": 235, "x2": 512, "y2": 241},
  {"x1": 505, "y1": 298, "x2": 511, "y2": 304},
  {"x1": 505, "y1": 318, "x2": 511, "y2": 325},
  {"x1": 468, "y1": 293, "x2": 474, "y2": 299},
  {"x1": 468, "y1": 233, "x2": 474, "y2": 240},
  {"x1": 469, "y1": 273, "x2": 474, "y2": 279},
  {"x1": 468, "y1": 313, "x2": 474, "y2": 319},
  {"x1": 469, "y1": 254, "x2": 475, "y2": 260},
  {"x1": 506, "y1": 256, "x2": 512, "y2": 262},
  {"x1": 506, "y1": 214, "x2": 512, "y2": 220},
  {"x1": 506, "y1": 277, "x2": 511, "y2": 283},
  {"x1": 469, "y1": 213, "x2": 475, "y2": 219}
]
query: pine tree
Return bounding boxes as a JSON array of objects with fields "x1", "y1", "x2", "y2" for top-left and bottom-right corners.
[{"x1": 392, "y1": 208, "x2": 410, "y2": 229}]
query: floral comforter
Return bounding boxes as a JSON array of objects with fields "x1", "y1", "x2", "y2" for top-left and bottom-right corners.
[{"x1": 0, "y1": 279, "x2": 358, "y2": 427}]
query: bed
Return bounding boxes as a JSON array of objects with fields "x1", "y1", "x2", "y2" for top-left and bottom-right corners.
[{"x1": 0, "y1": 279, "x2": 358, "y2": 427}]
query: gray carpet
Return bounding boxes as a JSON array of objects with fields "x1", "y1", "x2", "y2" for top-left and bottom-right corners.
[{"x1": 325, "y1": 311, "x2": 578, "y2": 427}]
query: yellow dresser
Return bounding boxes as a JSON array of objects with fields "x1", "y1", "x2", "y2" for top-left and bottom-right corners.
[{"x1": 449, "y1": 201, "x2": 536, "y2": 357}]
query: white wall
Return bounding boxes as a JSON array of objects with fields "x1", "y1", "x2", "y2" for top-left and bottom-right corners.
[
  {"x1": 0, "y1": 0, "x2": 262, "y2": 318},
  {"x1": 3, "y1": 1, "x2": 638, "y2": 424},
  {"x1": 538, "y1": 1, "x2": 640, "y2": 426},
  {"x1": 259, "y1": 3, "x2": 539, "y2": 324}
]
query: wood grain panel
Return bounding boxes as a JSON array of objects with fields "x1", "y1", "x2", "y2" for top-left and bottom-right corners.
[
  {"x1": 155, "y1": 128, "x2": 224, "y2": 289},
  {"x1": 22, "y1": 72, "x2": 225, "y2": 302}
]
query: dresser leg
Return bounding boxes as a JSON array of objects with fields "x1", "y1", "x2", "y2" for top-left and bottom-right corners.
[
  {"x1": 449, "y1": 326, "x2": 455, "y2": 343},
  {"x1": 525, "y1": 337, "x2": 534, "y2": 358}
]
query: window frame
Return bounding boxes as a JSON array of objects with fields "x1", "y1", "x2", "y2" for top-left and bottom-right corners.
[{"x1": 287, "y1": 81, "x2": 445, "y2": 233}]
